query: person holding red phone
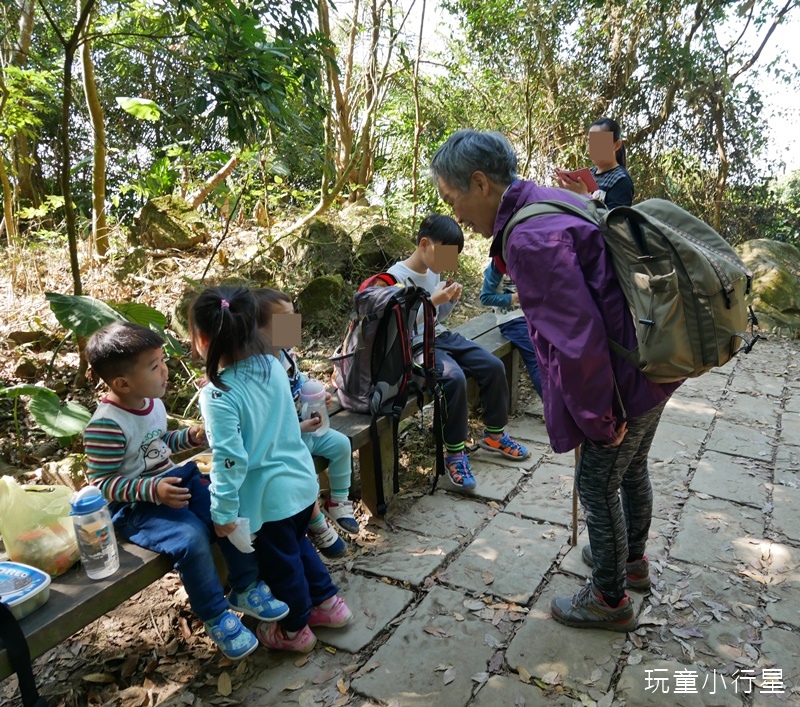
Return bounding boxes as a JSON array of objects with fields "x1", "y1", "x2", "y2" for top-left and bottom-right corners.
[{"x1": 555, "y1": 117, "x2": 634, "y2": 209}]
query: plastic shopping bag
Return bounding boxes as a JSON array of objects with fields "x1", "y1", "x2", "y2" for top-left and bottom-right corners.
[{"x1": 0, "y1": 476, "x2": 80, "y2": 577}]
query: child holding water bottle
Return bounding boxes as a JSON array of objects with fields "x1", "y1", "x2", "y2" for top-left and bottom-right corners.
[
  {"x1": 193, "y1": 286, "x2": 352, "y2": 653},
  {"x1": 253, "y1": 289, "x2": 360, "y2": 538}
]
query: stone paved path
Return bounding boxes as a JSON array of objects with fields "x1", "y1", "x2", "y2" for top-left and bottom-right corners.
[{"x1": 169, "y1": 337, "x2": 800, "y2": 706}]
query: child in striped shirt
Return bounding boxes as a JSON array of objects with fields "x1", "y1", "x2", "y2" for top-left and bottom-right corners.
[{"x1": 83, "y1": 321, "x2": 288, "y2": 661}]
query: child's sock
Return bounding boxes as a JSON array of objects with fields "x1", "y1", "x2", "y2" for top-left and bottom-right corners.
[
  {"x1": 329, "y1": 489, "x2": 349, "y2": 505},
  {"x1": 485, "y1": 425, "x2": 504, "y2": 439},
  {"x1": 319, "y1": 596, "x2": 337, "y2": 610},
  {"x1": 308, "y1": 512, "x2": 328, "y2": 534},
  {"x1": 285, "y1": 628, "x2": 299, "y2": 638},
  {"x1": 445, "y1": 441, "x2": 466, "y2": 457}
]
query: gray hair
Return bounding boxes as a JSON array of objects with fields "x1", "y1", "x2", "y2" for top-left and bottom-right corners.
[{"x1": 430, "y1": 129, "x2": 518, "y2": 192}]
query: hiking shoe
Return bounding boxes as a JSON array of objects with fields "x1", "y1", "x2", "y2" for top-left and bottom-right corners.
[
  {"x1": 323, "y1": 497, "x2": 360, "y2": 535},
  {"x1": 550, "y1": 583, "x2": 635, "y2": 633},
  {"x1": 256, "y1": 621, "x2": 317, "y2": 653},
  {"x1": 444, "y1": 453, "x2": 476, "y2": 491},
  {"x1": 204, "y1": 610, "x2": 258, "y2": 660},
  {"x1": 309, "y1": 596, "x2": 353, "y2": 628},
  {"x1": 478, "y1": 431, "x2": 530, "y2": 460},
  {"x1": 581, "y1": 545, "x2": 652, "y2": 591},
  {"x1": 308, "y1": 523, "x2": 347, "y2": 559},
  {"x1": 228, "y1": 581, "x2": 290, "y2": 622}
]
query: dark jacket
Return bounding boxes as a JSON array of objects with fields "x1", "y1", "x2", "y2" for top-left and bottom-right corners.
[{"x1": 489, "y1": 180, "x2": 679, "y2": 452}]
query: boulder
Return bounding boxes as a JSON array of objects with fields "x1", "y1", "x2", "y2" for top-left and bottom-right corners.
[
  {"x1": 114, "y1": 245, "x2": 148, "y2": 281},
  {"x1": 296, "y1": 275, "x2": 344, "y2": 328},
  {"x1": 41, "y1": 454, "x2": 87, "y2": 490},
  {"x1": 736, "y1": 238, "x2": 800, "y2": 332},
  {"x1": 354, "y1": 224, "x2": 414, "y2": 276},
  {"x1": 132, "y1": 195, "x2": 209, "y2": 250},
  {"x1": 288, "y1": 219, "x2": 353, "y2": 278}
]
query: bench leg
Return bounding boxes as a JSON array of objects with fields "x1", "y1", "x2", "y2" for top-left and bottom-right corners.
[{"x1": 357, "y1": 431, "x2": 396, "y2": 516}]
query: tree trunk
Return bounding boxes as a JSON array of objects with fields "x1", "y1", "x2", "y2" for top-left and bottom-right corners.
[
  {"x1": 712, "y1": 94, "x2": 728, "y2": 233},
  {"x1": 12, "y1": 0, "x2": 40, "y2": 209},
  {"x1": 410, "y1": 0, "x2": 426, "y2": 229},
  {"x1": 0, "y1": 73, "x2": 18, "y2": 243},
  {"x1": 190, "y1": 154, "x2": 239, "y2": 209},
  {"x1": 79, "y1": 2, "x2": 108, "y2": 256}
]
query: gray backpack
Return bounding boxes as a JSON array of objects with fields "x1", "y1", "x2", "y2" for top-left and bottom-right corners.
[{"x1": 501, "y1": 198, "x2": 758, "y2": 383}]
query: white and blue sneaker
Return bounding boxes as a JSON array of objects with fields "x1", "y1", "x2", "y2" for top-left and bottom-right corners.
[
  {"x1": 204, "y1": 610, "x2": 258, "y2": 660},
  {"x1": 228, "y1": 581, "x2": 290, "y2": 622}
]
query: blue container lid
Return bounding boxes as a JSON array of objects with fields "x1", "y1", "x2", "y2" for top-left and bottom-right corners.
[{"x1": 70, "y1": 486, "x2": 106, "y2": 515}]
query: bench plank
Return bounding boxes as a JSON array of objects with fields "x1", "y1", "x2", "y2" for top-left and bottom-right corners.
[{"x1": 0, "y1": 545, "x2": 171, "y2": 681}]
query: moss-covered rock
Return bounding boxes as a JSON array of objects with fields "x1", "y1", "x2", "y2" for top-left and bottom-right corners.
[
  {"x1": 736, "y1": 238, "x2": 800, "y2": 332},
  {"x1": 354, "y1": 224, "x2": 414, "y2": 276},
  {"x1": 288, "y1": 219, "x2": 353, "y2": 278},
  {"x1": 296, "y1": 275, "x2": 344, "y2": 326},
  {"x1": 133, "y1": 195, "x2": 209, "y2": 250},
  {"x1": 113, "y1": 245, "x2": 148, "y2": 282}
]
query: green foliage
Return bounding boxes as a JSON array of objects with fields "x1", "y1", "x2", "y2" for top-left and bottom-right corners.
[
  {"x1": 0, "y1": 384, "x2": 91, "y2": 445},
  {"x1": 115, "y1": 97, "x2": 162, "y2": 122},
  {"x1": 45, "y1": 293, "x2": 125, "y2": 338}
]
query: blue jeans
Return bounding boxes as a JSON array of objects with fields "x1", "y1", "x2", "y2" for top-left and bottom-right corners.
[
  {"x1": 252, "y1": 503, "x2": 338, "y2": 632},
  {"x1": 499, "y1": 317, "x2": 542, "y2": 398},
  {"x1": 111, "y1": 462, "x2": 258, "y2": 622}
]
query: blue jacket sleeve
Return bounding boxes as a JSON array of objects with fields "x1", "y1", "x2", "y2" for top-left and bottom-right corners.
[
  {"x1": 480, "y1": 261, "x2": 513, "y2": 309},
  {"x1": 199, "y1": 386, "x2": 249, "y2": 525}
]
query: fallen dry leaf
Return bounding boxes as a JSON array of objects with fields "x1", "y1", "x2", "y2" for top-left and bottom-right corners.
[
  {"x1": 453, "y1": 612, "x2": 465, "y2": 621},
  {"x1": 423, "y1": 625, "x2": 453, "y2": 638},
  {"x1": 472, "y1": 671, "x2": 490, "y2": 685},
  {"x1": 337, "y1": 677, "x2": 348, "y2": 694},
  {"x1": 443, "y1": 668, "x2": 456, "y2": 685},
  {"x1": 283, "y1": 677, "x2": 307, "y2": 691},
  {"x1": 217, "y1": 671, "x2": 232, "y2": 696},
  {"x1": 81, "y1": 672, "x2": 116, "y2": 684},
  {"x1": 312, "y1": 669, "x2": 338, "y2": 684},
  {"x1": 294, "y1": 654, "x2": 311, "y2": 668},
  {"x1": 518, "y1": 667, "x2": 532, "y2": 684},
  {"x1": 482, "y1": 571, "x2": 495, "y2": 586}
]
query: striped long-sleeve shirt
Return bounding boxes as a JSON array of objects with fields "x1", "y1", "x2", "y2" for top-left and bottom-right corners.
[{"x1": 83, "y1": 397, "x2": 198, "y2": 503}]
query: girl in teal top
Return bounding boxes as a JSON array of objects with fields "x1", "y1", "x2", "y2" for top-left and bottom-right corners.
[{"x1": 193, "y1": 286, "x2": 352, "y2": 654}]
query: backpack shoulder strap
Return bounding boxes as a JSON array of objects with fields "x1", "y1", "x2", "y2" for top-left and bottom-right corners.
[
  {"x1": 0, "y1": 602, "x2": 48, "y2": 707},
  {"x1": 500, "y1": 198, "x2": 605, "y2": 262}
]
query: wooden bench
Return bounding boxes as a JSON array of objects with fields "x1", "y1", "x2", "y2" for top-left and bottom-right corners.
[{"x1": 0, "y1": 309, "x2": 524, "y2": 683}]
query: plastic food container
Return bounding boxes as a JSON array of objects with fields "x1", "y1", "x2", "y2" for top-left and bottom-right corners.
[{"x1": 0, "y1": 561, "x2": 51, "y2": 620}]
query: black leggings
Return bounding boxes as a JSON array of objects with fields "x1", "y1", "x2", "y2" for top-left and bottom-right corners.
[{"x1": 575, "y1": 399, "x2": 668, "y2": 599}]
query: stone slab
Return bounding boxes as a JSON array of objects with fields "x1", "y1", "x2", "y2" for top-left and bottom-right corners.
[
  {"x1": 649, "y1": 461, "x2": 692, "y2": 520},
  {"x1": 771, "y1": 484, "x2": 800, "y2": 543},
  {"x1": 391, "y1": 493, "x2": 491, "y2": 542},
  {"x1": 786, "y1": 392, "x2": 800, "y2": 413},
  {"x1": 775, "y1": 445, "x2": 800, "y2": 487},
  {"x1": 717, "y1": 391, "x2": 779, "y2": 428},
  {"x1": 662, "y1": 395, "x2": 717, "y2": 430},
  {"x1": 350, "y1": 585, "x2": 503, "y2": 707},
  {"x1": 469, "y1": 456, "x2": 536, "y2": 503},
  {"x1": 729, "y1": 367, "x2": 785, "y2": 399},
  {"x1": 758, "y1": 627, "x2": 800, "y2": 694},
  {"x1": 763, "y1": 542, "x2": 800, "y2": 629},
  {"x1": 704, "y1": 419, "x2": 773, "y2": 461},
  {"x1": 506, "y1": 573, "x2": 638, "y2": 694},
  {"x1": 352, "y1": 529, "x2": 459, "y2": 587},
  {"x1": 670, "y1": 496, "x2": 767, "y2": 571},
  {"x1": 689, "y1": 451, "x2": 770, "y2": 508},
  {"x1": 471, "y1": 675, "x2": 574, "y2": 706},
  {"x1": 544, "y1": 450, "x2": 578, "y2": 468},
  {"x1": 443, "y1": 512, "x2": 566, "y2": 603},
  {"x1": 505, "y1": 463, "x2": 575, "y2": 526},
  {"x1": 673, "y1": 374, "x2": 727, "y2": 402},
  {"x1": 648, "y1": 421, "x2": 707, "y2": 465},
  {"x1": 504, "y1": 418, "x2": 552, "y2": 447},
  {"x1": 781, "y1": 411, "x2": 800, "y2": 448},
  {"x1": 312, "y1": 571, "x2": 414, "y2": 653},
  {"x1": 616, "y1": 658, "x2": 740, "y2": 706}
]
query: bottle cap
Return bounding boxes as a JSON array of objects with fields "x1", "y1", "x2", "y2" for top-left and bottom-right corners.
[
  {"x1": 70, "y1": 485, "x2": 106, "y2": 515},
  {"x1": 299, "y1": 379, "x2": 326, "y2": 402}
]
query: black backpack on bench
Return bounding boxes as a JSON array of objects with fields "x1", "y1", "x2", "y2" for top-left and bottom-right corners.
[
  {"x1": 0, "y1": 602, "x2": 48, "y2": 707},
  {"x1": 331, "y1": 273, "x2": 445, "y2": 514}
]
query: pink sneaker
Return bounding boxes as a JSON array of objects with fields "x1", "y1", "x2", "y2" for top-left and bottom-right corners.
[
  {"x1": 308, "y1": 596, "x2": 353, "y2": 628},
  {"x1": 256, "y1": 622, "x2": 317, "y2": 653}
]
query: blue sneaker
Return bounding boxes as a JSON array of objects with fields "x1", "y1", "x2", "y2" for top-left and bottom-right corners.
[
  {"x1": 308, "y1": 523, "x2": 347, "y2": 559},
  {"x1": 228, "y1": 581, "x2": 290, "y2": 622},
  {"x1": 204, "y1": 610, "x2": 258, "y2": 660},
  {"x1": 444, "y1": 453, "x2": 476, "y2": 491}
]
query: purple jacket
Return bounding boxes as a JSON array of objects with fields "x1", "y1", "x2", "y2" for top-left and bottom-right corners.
[{"x1": 490, "y1": 180, "x2": 680, "y2": 452}]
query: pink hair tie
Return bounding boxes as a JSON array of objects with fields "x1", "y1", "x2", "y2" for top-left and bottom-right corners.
[{"x1": 220, "y1": 299, "x2": 230, "y2": 309}]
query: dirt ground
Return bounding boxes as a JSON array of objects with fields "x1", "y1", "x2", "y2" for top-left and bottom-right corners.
[{"x1": 0, "y1": 219, "x2": 527, "y2": 707}]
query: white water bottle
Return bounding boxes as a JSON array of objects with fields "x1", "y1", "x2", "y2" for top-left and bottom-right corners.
[
  {"x1": 299, "y1": 379, "x2": 330, "y2": 436},
  {"x1": 69, "y1": 486, "x2": 120, "y2": 580}
]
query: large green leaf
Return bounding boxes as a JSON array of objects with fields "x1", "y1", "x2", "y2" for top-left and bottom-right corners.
[
  {"x1": 28, "y1": 396, "x2": 92, "y2": 439},
  {"x1": 116, "y1": 97, "x2": 161, "y2": 121},
  {"x1": 0, "y1": 384, "x2": 58, "y2": 401},
  {"x1": 46, "y1": 293, "x2": 124, "y2": 338},
  {"x1": 113, "y1": 302, "x2": 167, "y2": 329}
]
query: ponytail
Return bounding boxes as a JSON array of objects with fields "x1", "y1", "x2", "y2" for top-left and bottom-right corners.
[
  {"x1": 190, "y1": 286, "x2": 267, "y2": 390},
  {"x1": 590, "y1": 117, "x2": 626, "y2": 169}
]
